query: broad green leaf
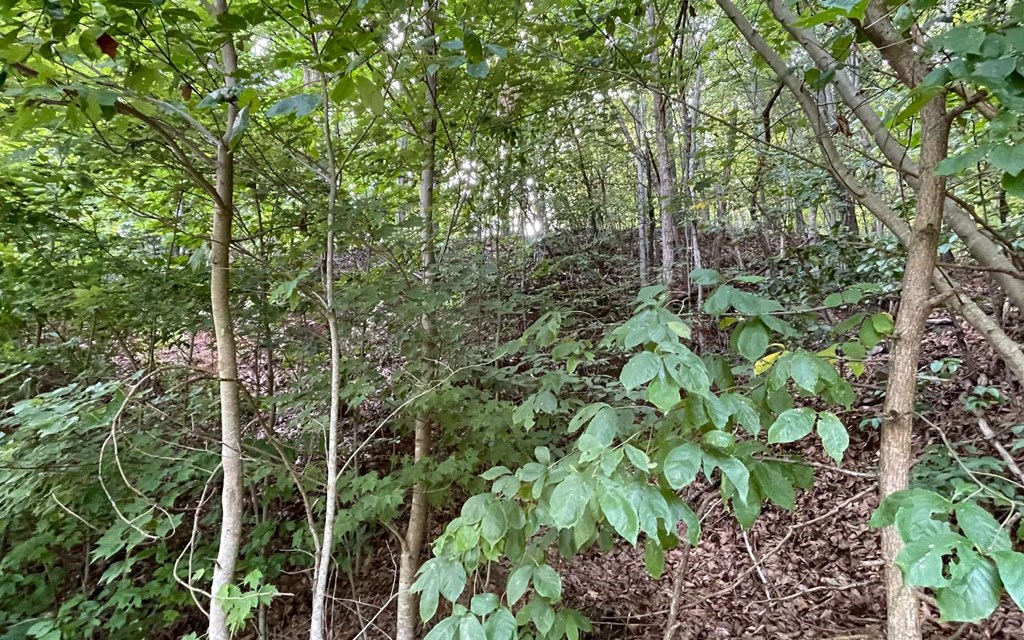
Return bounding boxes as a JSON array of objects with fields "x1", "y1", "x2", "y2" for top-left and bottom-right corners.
[
  {"x1": 624, "y1": 444, "x2": 651, "y2": 471},
  {"x1": 532, "y1": 564, "x2": 562, "y2": 601},
  {"x1": 789, "y1": 352, "x2": 819, "y2": 392},
  {"x1": 459, "y1": 614, "x2": 487, "y2": 640},
  {"x1": 737, "y1": 321, "x2": 769, "y2": 362},
  {"x1": 955, "y1": 501, "x2": 1011, "y2": 552},
  {"x1": 646, "y1": 374, "x2": 681, "y2": 413},
  {"x1": 549, "y1": 475, "x2": 591, "y2": 528},
  {"x1": 634, "y1": 484, "x2": 674, "y2": 538},
  {"x1": 481, "y1": 502, "x2": 508, "y2": 544},
  {"x1": 620, "y1": 351, "x2": 660, "y2": 390},
  {"x1": 355, "y1": 76, "x2": 384, "y2": 115},
  {"x1": 471, "y1": 593, "x2": 499, "y2": 616},
  {"x1": 467, "y1": 61, "x2": 490, "y2": 79},
  {"x1": 483, "y1": 608, "x2": 517, "y2": 640},
  {"x1": 931, "y1": 26, "x2": 986, "y2": 55},
  {"x1": 897, "y1": 532, "x2": 964, "y2": 587},
  {"x1": 752, "y1": 462, "x2": 795, "y2": 510},
  {"x1": 597, "y1": 479, "x2": 639, "y2": 545},
  {"x1": 506, "y1": 565, "x2": 532, "y2": 606},
  {"x1": 266, "y1": 93, "x2": 320, "y2": 118},
  {"x1": 870, "y1": 312, "x2": 895, "y2": 335},
  {"x1": 992, "y1": 550, "x2": 1024, "y2": 611},
  {"x1": 989, "y1": 143, "x2": 1024, "y2": 177},
  {"x1": 935, "y1": 554, "x2": 1001, "y2": 622},
  {"x1": 767, "y1": 408, "x2": 816, "y2": 444},
  {"x1": 579, "y1": 406, "x2": 616, "y2": 453},
  {"x1": 663, "y1": 443, "x2": 701, "y2": 489},
  {"x1": 716, "y1": 455, "x2": 750, "y2": 503},
  {"x1": 643, "y1": 540, "x2": 665, "y2": 579},
  {"x1": 689, "y1": 268, "x2": 723, "y2": 285},
  {"x1": 424, "y1": 616, "x2": 458, "y2": 640},
  {"x1": 816, "y1": 412, "x2": 849, "y2": 465}
]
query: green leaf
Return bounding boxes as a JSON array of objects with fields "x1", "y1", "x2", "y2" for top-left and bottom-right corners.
[
  {"x1": 789, "y1": 352, "x2": 819, "y2": 392},
  {"x1": 459, "y1": 614, "x2": 487, "y2": 640},
  {"x1": 620, "y1": 351, "x2": 661, "y2": 391},
  {"x1": 663, "y1": 443, "x2": 701, "y2": 489},
  {"x1": 330, "y1": 75, "x2": 355, "y2": 102},
  {"x1": 646, "y1": 374, "x2": 681, "y2": 413},
  {"x1": 955, "y1": 501, "x2": 1011, "y2": 552},
  {"x1": 897, "y1": 532, "x2": 964, "y2": 587},
  {"x1": 483, "y1": 608, "x2": 517, "y2": 640},
  {"x1": 666, "y1": 321, "x2": 691, "y2": 339},
  {"x1": 643, "y1": 540, "x2": 665, "y2": 579},
  {"x1": 531, "y1": 599, "x2": 555, "y2": 635},
  {"x1": 355, "y1": 76, "x2": 384, "y2": 115},
  {"x1": 816, "y1": 411, "x2": 849, "y2": 465},
  {"x1": 467, "y1": 61, "x2": 490, "y2": 79},
  {"x1": 549, "y1": 475, "x2": 591, "y2": 529},
  {"x1": 870, "y1": 312, "x2": 895, "y2": 335},
  {"x1": 579, "y1": 406, "x2": 616, "y2": 454},
  {"x1": 936, "y1": 144, "x2": 989, "y2": 175},
  {"x1": 767, "y1": 408, "x2": 816, "y2": 445},
  {"x1": 481, "y1": 466, "x2": 511, "y2": 481},
  {"x1": 506, "y1": 565, "x2": 532, "y2": 606},
  {"x1": 689, "y1": 268, "x2": 723, "y2": 285},
  {"x1": 935, "y1": 554, "x2": 1001, "y2": 622},
  {"x1": 266, "y1": 93, "x2": 320, "y2": 118},
  {"x1": 823, "y1": 292, "x2": 844, "y2": 307},
  {"x1": 227, "y1": 106, "x2": 249, "y2": 150},
  {"x1": 471, "y1": 593, "x2": 499, "y2": 616},
  {"x1": 752, "y1": 462, "x2": 795, "y2": 510},
  {"x1": 532, "y1": 564, "x2": 562, "y2": 601},
  {"x1": 486, "y1": 43, "x2": 508, "y2": 59},
  {"x1": 481, "y1": 502, "x2": 508, "y2": 544},
  {"x1": 989, "y1": 143, "x2": 1024, "y2": 177},
  {"x1": 597, "y1": 479, "x2": 639, "y2": 545},
  {"x1": 736, "y1": 320, "x2": 769, "y2": 362},
  {"x1": 716, "y1": 455, "x2": 751, "y2": 503},
  {"x1": 702, "y1": 429, "x2": 735, "y2": 452},
  {"x1": 424, "y1": 617, "x2": 458, "y2": 640},
  {"x1": 634, "y1": 484, "x2": 674, "y2": 538},
  {"x1": 625, "y1": 444, "x2": 651, "y2": 470},
  {"x1": 931, "y1": 26, "x2": 986, "y2": 55},
  {"x1": 992, "y1": 550, "x2": 1024, "y2": 611}
]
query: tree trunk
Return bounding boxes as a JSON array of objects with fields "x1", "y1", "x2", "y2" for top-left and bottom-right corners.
[
  {"x1": 310, "y1": 38, "x2": 342, "y2": 640},
  {"x1": 396, "y1": 4, "x2": 438, "y2": 637},
  {"x1": 648, "y1": 3, "x2": 677, "y2": 287},
  {"x1": 207, "y1": 0, "x2": 243, "y2": 637}
]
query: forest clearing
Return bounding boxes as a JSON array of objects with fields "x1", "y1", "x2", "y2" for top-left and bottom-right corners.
[{"x1": 2, "y1": 0, "x2": 1024, "y2": 638}]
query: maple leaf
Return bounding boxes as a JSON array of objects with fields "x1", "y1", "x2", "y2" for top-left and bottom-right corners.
[{"x1": 96, "y1": 33, "x2": 118, "y2": 59}]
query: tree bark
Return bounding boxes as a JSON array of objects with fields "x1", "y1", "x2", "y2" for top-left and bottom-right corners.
[
  {"x1": 875, "y1": 95, "x2": 949, "y2": 640},
  {"x1": 647, "y1": 3, "x2": 677, "y2": 287},
  {"x1": 396, "y1": 4, "x2": 438, "y2": 638},
  {"x1": 207, "y1": 0, "x2": 243, "y2": 637},
  {"x1": 310, "y1": 32, "x2": 342, "y2": 640}
]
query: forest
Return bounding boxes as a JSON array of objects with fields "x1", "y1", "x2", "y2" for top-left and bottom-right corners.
[{"x1": 1, "y1": 0, "x2": 1024, "y2": 637}]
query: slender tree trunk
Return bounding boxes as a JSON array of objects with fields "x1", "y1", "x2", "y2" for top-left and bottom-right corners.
[
  {"x1": 647, "y1": 3, "x2": 677, "y2": 287},
  {"x1": 617, "y1": 100, "x2": 651, "y2": 285},
  {"x1": 310, "y1": 35, "x2": 342, "y2": 639},
  {"x1": 877, "y1": 97, "x2": 948, "y2": 640},
  {"x1": 207, "y1": 1, "x2": 243, "y2": 637},
  {"x1": 396, "y1": 5, "x2": 438, "y2": 638}
]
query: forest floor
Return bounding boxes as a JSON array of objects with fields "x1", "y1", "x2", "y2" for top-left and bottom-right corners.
[{"x1": 255, "y1": 232, "x2": 1024, "y2": 640}]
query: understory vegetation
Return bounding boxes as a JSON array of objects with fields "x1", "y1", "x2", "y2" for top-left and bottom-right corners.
[{"x1": 2, "y1": 0, "x2": 1024, "y2": 638}]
